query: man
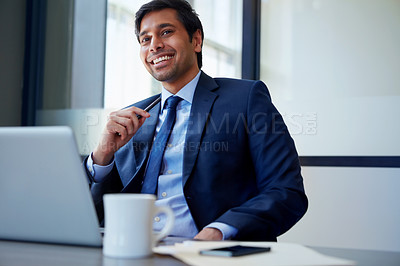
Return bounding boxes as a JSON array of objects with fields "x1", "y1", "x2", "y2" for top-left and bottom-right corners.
[{"x1": 86, "y1": 0, "x2": 307, "y2": 241}]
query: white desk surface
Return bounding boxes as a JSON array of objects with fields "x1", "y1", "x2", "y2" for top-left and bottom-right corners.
[{"x1": 0, "y1": 239, "x2": 399, "y2": 266}]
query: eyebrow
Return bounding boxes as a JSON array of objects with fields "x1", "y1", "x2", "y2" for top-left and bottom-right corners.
[{"x1": 139, "y1": 23, "x2": 176, "y2": 37}]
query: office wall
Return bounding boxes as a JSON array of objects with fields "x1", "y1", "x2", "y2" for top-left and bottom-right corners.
[
  {"x1": 278, "y1": 167, "x2": 400, "y2": 252},
  {"x1": 261, "y1": 0, "x2": 400, "y2": 251},
  {"x1": 0, "y1": 0, "x2": 25, "y2": 126}
]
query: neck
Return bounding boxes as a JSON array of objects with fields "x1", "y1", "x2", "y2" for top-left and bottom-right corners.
[{"x1": 161, "y1": 68, "x2": 200, "y2": 94}]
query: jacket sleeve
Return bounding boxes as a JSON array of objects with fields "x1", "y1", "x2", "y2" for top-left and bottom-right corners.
[
  {"x1": 83, "y1": 156, "x2": 123, "y2": 224},
  {"x1": 215, "y1": 81, "x2": 308, "y2": 241}
]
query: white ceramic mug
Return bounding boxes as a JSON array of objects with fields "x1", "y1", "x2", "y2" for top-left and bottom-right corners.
[{"x1": 102, "y1": 194, "x2": 174, "y2": 258}]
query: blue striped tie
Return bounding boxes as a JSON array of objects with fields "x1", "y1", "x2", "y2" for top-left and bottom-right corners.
[{"x1": 141, "y1": 96, "x2": 182, "y2": 194}]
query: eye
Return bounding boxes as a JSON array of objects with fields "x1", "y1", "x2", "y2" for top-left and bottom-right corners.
[
  {"x1": 140, "y1": 36, "x2": 150, "y2": 44},
  {"x1": 162, "y1": 29, "x2": 173, "y2": 36}
]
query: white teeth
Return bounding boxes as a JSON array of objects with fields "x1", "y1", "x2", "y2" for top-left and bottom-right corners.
[{"x1": 153, "y1": 55, "x2": 173, "y2": 65}]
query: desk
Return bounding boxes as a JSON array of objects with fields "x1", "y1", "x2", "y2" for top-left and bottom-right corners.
[
  {"x1": 0, "y1": 239, "x2": 399, "y2": 266},
  {"x1": 313, "y1": 246, "x2": 400, "y2": 266},
  {"x1": 0, "y1": 240, "x2": 185, "y2": 266}
]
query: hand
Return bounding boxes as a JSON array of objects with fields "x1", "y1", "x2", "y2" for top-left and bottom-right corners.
[
  {"x1": 194, "y1": 228, "x2": 223, "y2": 241},
  {"x1": 93, "y1": 106, "x2": 150, "y2": 165}
]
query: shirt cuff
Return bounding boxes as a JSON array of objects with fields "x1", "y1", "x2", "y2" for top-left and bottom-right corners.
[
  {"x1": 205, "y1": 222, "x2": 238, "y2": 240},
  {"x1": 86, "y1": 152, "x2": 114, "y2": 183}
]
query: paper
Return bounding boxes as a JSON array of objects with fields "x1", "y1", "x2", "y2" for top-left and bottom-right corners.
[{"x1": 154, "y1": 241, "x2": 356, "y2": 266}]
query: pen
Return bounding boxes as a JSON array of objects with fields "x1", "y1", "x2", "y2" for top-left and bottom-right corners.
[
  {"x1": 116, "y1": 97, "x2": 161, "y2": 136},
  {"x1": 137, "y1": 96, "x2": 161, "y2": 119}
]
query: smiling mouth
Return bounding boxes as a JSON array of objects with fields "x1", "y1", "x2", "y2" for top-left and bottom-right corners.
[{"x1": 152, "y1": 55, "x2": 174, "y2": 65}]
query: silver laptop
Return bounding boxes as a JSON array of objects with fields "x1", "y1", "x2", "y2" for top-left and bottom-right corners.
[{"x1": 0, "y1": 126, "x2": 102, "y2": 247}]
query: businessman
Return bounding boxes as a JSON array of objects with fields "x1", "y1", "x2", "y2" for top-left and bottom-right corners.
[{"x1": 86, "y1": 0, "x2": 308, "y2": 241}]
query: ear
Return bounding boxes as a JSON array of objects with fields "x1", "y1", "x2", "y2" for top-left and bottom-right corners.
[{"x1": 192, "y1": 29, "x2": 202, "y2": 53}]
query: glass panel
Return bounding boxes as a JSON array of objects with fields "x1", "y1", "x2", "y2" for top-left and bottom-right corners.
[{"x1": 260, "y1": 0, "x2": 400, "y2": 156}]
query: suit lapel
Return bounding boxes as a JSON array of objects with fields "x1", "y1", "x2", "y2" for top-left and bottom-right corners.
[
  {"x1": 119, "y1": 96, "x2": 160, "y2": 189},
  {"x1": 182, "y1": 73, "x2": 219, "y2": 187},
  {"x1": 135, "y1": 97, "x2": 160, "y2": 145},
  {"x1": 131, "y1": 98, "x2": 160, "y2": 170}
]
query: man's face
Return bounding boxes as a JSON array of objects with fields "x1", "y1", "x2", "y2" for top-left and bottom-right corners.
[{"x1": 138, "y1": 8, "x2": 202, "y2": 88}]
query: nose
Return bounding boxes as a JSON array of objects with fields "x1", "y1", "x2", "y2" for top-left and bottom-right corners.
[{"x1": 150, "y1": 36, "x2": 164, "y2": 53}]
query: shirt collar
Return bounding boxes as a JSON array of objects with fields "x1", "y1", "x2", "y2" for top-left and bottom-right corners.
[{"x1": 160, "y1": 71, "x2": 201, "y2": 109}]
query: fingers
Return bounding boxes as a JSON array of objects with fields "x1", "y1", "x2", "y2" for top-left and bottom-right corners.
[
  {"x1": 129, "y1": 106, "x2": 151, "y2": 120},
  {"x1": 93, "y1": 106, "x2": 151, "y2": 165},
  {"x1": 194, "y1": 228, "x2": 223, "y2": 241},
  {"x1": 107, "y1": 114, "x2": 135, "y2": 139},
  {"x1": 117, "y1": 106, "x2": 151, "y2": 122},
  {"x1": 107, "y1": 106, "x2": 150, "y2": 140}
]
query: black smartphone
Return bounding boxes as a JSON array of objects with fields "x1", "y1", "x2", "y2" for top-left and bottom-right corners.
[{"x1": 199, "y1": 245, "x2": 271, "y2": 257}]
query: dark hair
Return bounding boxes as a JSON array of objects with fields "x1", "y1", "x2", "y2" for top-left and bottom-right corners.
[{"x1": 135, "y1": 0, "x2": 204, "y2": 69}]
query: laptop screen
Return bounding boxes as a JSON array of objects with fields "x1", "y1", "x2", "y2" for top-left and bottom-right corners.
[{"x1": 0, "y1": 126, "x2": 102, "y2": 247}]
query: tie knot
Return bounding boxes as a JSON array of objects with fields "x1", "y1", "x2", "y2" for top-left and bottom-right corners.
[{"x1": 164, "y1": 96, "x2": 182, "y2": 110}]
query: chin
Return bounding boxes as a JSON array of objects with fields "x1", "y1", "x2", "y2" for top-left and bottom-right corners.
[{"x1": 152, "y1": 69, "x2": 177, "y2": 82}]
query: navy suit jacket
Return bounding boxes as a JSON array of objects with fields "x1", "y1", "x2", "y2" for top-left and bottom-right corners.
[{"x1": 88, "y1": 72, "x2": 308, "y2": 241}]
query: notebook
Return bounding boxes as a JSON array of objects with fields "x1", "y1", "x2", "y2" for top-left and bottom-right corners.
[{"x1": 0, "y1": 126, "x2": 102, "y2": 247}]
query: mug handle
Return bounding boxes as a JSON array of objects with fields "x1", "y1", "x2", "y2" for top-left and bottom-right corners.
[{"x1": 153, "y1": 205, "x2": 175, "y2": 243}]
